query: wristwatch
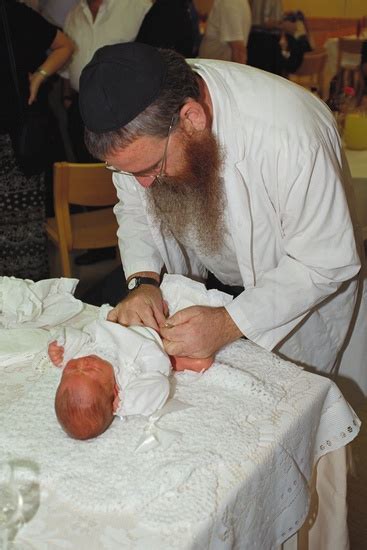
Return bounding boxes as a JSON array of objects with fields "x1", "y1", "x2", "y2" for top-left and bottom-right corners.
[{"x1": 127, "y1": 276, "x2": 160, "y2": 292}]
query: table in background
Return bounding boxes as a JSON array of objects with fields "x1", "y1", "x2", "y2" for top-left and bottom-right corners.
[
  {"x1": 0, "y1": 306, "x2": 360, "y2": 549},
  {"x1": 345, "y1": 147, "x2": 367, "y2": 240}
]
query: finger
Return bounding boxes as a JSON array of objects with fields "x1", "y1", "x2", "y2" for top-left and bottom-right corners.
[
  {"x1": 107, "y1": 308, "x2": 119, "y2": 322},
  {"x1": 163, "y1": 338, "x2": 186, "y2": 357},
  {"x1": 163, "y1": 306, "x2": 200, "y2": 328},
  {"x1": 162, "y1": 300, "x2": 169, "y2": 318},
  {"x1": 151, "y1": 303, "x2": 167, "y2": 328},
  {"x1": 137, "y1": 310, "x2": 160, "y2": 332},
  {"x1": 160, "y1": 323, "x2": 187, "y2": 341}
]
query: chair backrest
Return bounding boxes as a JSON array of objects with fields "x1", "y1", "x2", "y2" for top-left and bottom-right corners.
[
  {"x1": 54, "y1": 162, "x2": 118, "y2": 206},
  {"x1": 53, "y1": 162, "x2": 118, "y2": 250},
  {"x1": 307, "y1": 17, "x2": 359, "y2": 48},
  {"x1": 337, "y1": 38, "x2": 364, "y2": 69},
  {"x1": 294, "y1": 48, "x2": 327, "y2": 77}
]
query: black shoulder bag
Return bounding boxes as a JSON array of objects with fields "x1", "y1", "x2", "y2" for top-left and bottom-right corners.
[{"x1": 0, "y1": 0, "x2": 49, "y2": 176}]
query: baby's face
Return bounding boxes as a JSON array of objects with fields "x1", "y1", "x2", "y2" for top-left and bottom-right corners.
[{"x1": 61, "y1": 355, "x2": 116, "y2": 395}]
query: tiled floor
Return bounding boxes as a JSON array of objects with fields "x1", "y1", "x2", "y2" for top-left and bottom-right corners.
[{"x1": 48, "y1": 245, "x2": 367, "y2": 548}]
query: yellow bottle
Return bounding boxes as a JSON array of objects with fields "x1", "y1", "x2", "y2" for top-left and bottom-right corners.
[{"x1": 344, "y1": 113, "x2": 367, "y2": 150}]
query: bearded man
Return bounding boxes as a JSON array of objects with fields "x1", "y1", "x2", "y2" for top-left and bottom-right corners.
[{"x1": 79, "y1": 42, "x2": 367, "y2": 400}]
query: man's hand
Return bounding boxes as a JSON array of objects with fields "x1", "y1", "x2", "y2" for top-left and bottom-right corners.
[
  {"x1": 160, "y1": 306, "x2": 243, "y2": 358},
  {"x1": 107, "y1": 285, "x2": 168, "y2": 331}
]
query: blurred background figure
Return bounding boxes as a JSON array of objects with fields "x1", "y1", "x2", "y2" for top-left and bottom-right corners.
[
  {"x1": 247, "y1": 0, "x2": 285, "y2": 74},
  {"x1": 0, "y1": 0, "x2": 73, "y2": 280},
  {"x1": 247, "y1": 0, "x2": 310, "y2": 76},
  {"x1": 38, "y1": 0, "x2": 79, "y2": 28},
  {"x1": 62, "y1": 0, "x2": 152, "y2": 266},
  {"x1": 199, "y1": 0, "x2": 251, "y2": 64},
  {"x1": 136, "y1": 0, "x2": 200, "y2": 58},
  {"x1": 63, "y1": 0, "x2": 151, "y2": 163}
]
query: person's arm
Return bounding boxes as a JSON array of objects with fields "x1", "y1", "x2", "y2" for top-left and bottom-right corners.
[
  {"x1": 229, "y1": 40, "x2": 247, "y2": 64},
  {"x1": 218, "y1": 0, "x2": 251, "y2": 64},
  {"x1": 107, "y1": 175, "x2": 167, "y2": 330},
  {"x1": 28, "y1": 29, "x2": 74, "y2": 105},
  {"x1": 62, "y1": 77, "x2": 75, "y2": 109}
]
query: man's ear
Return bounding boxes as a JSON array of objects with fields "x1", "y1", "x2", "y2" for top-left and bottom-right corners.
[
  {"x1": 112, "y1": 384, "x2": 120, "y2": 412},
  {"x1": 179, "y1": 101, "x2": 207, "y2": 134}
]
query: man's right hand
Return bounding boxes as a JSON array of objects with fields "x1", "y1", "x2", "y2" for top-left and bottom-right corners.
[{"x1": 107, "y1": 285, "x2": 168, "y2": 332}]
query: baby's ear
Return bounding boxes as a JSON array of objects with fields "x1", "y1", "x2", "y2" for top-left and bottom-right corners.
[{"x1": 112, "y1": 384, "x2": 120, "y2": 412}]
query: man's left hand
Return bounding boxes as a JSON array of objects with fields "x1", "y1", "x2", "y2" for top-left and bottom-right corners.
[{"x1": 160, "y1": 306, "x2": 243, "y2": 358}]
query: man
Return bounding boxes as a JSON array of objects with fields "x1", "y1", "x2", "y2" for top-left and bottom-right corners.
[
  {"x1": 78, "y1": 42, "x2": 367, "y2": 399},
  {"x1": 199, "y1": 0, "x2": 252, "y2": 64},
  {"x1": 63, "y1": 0, "x2": 152, "y2": 161},
  {"x1": 62, "y1": 0, "x2": 152, "y2": 264}
]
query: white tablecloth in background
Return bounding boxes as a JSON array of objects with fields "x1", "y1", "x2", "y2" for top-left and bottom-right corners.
[
  {"x1": 0, "y1": 306, "x2": 360, "y2": 549},
  {"x1": 345, "y1": 148, "x2": 367, "y2": 240}
]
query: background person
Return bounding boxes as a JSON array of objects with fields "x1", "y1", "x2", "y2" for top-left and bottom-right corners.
[
  {"x1": 0, "y1": 0, "x2": 73, "y2": 280},
  {"x1": 62, "y1": 0, "x2": 152, "y2": 265},
  {"x1": 199, "y1": 0, "x2": 251, "y2": 64},
  {"x1": 136, "y1": 0, "x2": 199, "y2": 58}
]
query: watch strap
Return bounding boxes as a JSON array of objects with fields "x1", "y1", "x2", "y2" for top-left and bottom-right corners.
[{"x1": 128, "y1": 276, "x2": 160, "y2": 291}]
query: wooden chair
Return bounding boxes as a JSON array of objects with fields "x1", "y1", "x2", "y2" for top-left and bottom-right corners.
[
  {"x1": 46, "y1": 162, "x2": 119, "y2": 277},
  {"x1": 290, "y1": 48, "x2": 327, "y2": 97},
  {"x1": 335, "y1": 38, "x2": 365, "y2": 104}
]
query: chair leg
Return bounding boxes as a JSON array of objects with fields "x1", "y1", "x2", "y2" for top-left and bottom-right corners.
[{"x1": 58, "y1": 240, "x2": 72, "y2": 278}]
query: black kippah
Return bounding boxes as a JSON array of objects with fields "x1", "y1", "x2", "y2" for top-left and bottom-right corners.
[{"x1": 79, "y1": 43, "x2": 167, "y2": 133}]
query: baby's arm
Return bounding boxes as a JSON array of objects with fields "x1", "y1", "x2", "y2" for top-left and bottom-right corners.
[
  {"x1": 48, "y1": 341, "x2": 64, "y2": 367},
  {"x1": 170, "y1": 355, "x2": 214, "y2": 372}
]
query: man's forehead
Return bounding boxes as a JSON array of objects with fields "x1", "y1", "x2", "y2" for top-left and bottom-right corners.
[{"x1": 106, "y1": 134, "x2": 166, "y2": 171}]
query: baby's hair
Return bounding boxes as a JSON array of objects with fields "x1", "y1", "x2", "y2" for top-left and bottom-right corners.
[{"x1": 55, "y1": 383, "x2": 114, "y2": 440}]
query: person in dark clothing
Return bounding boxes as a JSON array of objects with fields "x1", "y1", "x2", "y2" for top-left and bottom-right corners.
[
  {"x1": 136, "y1": 0, "x2": 199, "y2": 58},
  {"x1": 0, "y1": 0, "x2": 73, "y2": 280}
]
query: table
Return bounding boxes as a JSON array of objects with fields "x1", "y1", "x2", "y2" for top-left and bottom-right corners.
[
  {"x1": 345, "y1": 148, "x2": 367, "y2": 240},
  {"x1": 345, "y1": 147, "x2": 367, "y2": 179},
  {"x1": 0, "y1": 305, "x2": 360, "y2": 549}
]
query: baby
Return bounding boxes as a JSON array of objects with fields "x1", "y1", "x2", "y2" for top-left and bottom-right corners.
[
  {"x1": 49, "y1": 320, "x2": 214, "y2": 440},
  {"x1": 49, "y1": 274, "x2": 233, "y2": 441}
]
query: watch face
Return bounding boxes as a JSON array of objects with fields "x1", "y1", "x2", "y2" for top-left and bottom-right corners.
[{"x1": 127, "y1": 278, "x2": 137, "y2": 290}]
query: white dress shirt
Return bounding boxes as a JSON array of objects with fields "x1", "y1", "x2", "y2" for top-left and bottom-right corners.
[
  {"x1": 39, "y1": 0, "x2": 79, "y2": 28},
  {"x1": 64, "y1": 0, "x2": 151, "y2": 91},
  {"x1": 199, "y1": 0, "x2": 252, "y2": 61},
  {"x1": 112, "y1": 59, "x2": 367, "y2": 395}
]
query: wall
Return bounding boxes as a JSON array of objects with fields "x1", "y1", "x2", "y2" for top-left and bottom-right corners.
[
  {"x1": 283, "y1": 0, "x2": 366, "y2": 18},
  {"x1": 195, "y1": 1, "x2": 366, "y2": 18}
]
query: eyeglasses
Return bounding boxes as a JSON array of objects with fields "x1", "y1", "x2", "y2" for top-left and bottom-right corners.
[{"x1": 105, "y1": 115, "x2": 177, "y2": 181}]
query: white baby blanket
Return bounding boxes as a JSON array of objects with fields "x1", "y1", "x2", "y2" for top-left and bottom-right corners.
[{"x1": 0, "y1": 277, "x2": 83, "y2": 366}]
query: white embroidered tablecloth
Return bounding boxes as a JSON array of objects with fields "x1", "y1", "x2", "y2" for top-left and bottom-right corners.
[{"x1": 0, "y1": 306, "x2": 360, "y2": 550}]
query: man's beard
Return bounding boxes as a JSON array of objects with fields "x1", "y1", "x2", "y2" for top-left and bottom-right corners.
[{"x1": 146, "y1": 129, "x2": 225, "y2": 255}]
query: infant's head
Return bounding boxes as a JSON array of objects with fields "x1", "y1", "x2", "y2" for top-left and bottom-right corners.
[{"x1": 55, "y1": 355, "x2": 119, "y2": 440}]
